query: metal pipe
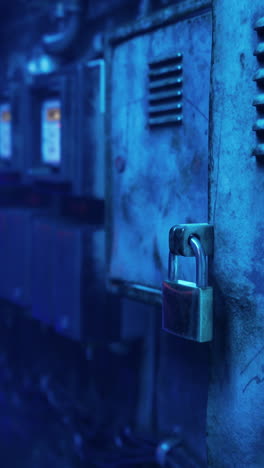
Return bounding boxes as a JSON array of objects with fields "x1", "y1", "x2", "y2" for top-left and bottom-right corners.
[
  {"x1": 42, "y1": 0, "x2": 82, "y2": 56},
  {"x1": 129, "y1": 284, "x2": 162, "y2": 297},
  {"x1": 168, "y1": 251, "x2": 179, "y2": 282}
]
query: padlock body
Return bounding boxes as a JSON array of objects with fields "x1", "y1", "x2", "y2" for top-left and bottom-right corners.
[{"x1": 162, "y1": 280, "x2": 213, "y2": 342}]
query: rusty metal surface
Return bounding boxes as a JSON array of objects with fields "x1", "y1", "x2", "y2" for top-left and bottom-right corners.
[
  {"x1": 107, "y1": 11, "x2": 212, "y2": 290},
  {"x1": 109, "y1": 0, "x2": 212, "y2": 44}
]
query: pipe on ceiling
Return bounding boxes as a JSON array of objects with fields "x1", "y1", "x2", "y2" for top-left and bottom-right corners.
[{"x1": 42, "y1": 0, "x2": 82, "y2": 56}]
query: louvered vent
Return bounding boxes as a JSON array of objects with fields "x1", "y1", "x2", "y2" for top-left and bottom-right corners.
[
  {"x1": 148, "y1": 53, "x2": 183, "y2": 127},
  {"x1": 253, "y1": 17, "x2": 264, "y2": 160}
]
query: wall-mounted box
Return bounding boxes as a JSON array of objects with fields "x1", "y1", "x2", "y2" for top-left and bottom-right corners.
[
  {"x1": 0, "y1": 85, "x2": 25, "y2": 182},
  {"x1": 23, "y1": 61, "x2": 105, "y2": 198},
  {"x1": 106, "y1": 8, "x2": 212, "y2": 301},
  {"x1": 23, "y1": 71, "x2": 74, "y2": 189},
  {"x1": 0, "y1": 103, "x2": 12, "y2": 162},
  {"x1": 41, "y1": 98, "x2": 61, "y2": 168}
]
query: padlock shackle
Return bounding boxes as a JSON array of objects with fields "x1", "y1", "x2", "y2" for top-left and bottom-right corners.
[
  {"x1": 189, "y1": 236, "x2": 207, "y2": 288},
  {"x1": 168, "y1": 251, "x2": 177, "y2": 281}
]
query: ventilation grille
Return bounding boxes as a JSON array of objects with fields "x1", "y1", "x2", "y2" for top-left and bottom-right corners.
[
  {"x1": 253, "y1": 17, "x2": 264, "y2": 160},
  {"x1": 148, "y1": 53, "x2": 183, "y2": 127}
]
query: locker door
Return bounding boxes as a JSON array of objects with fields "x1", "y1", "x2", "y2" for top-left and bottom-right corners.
[
  {"x1": 0, "y1": 209, "x2": 33, "y2": 307},
  {"x1": 32, "y1": 219, "x2": 55, "y2": 325},
  {"x1": 106, "y1": 5, "x2": 212, "y2": 466},
  {"x1": 107, "y1": 11, "x2": 212, "y2": 292},
  {"x1": 53, "y1": 224, "x2": 82, "y2": 341},
  {"x1": 0, "y1": 210, "x2": 11, "y2": 300},
  {"x1": 53, "y1": 224, "x2": 107, "y2": 342},
  {"x1": 5, "y1": 209, "x2": 33, "y2": 307}
]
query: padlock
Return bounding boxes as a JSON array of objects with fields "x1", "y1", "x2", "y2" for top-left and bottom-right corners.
[{"x1": 162, "y1": 235, "x2": 213, "y2": 342}]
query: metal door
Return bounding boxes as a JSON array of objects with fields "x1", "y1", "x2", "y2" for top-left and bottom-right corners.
[
  {"x1": 106, "y1": 6, "x2": 212, "y2": 299},
  {"x1": 105, "y1": 3, "x2": 212, "y2": 466}
]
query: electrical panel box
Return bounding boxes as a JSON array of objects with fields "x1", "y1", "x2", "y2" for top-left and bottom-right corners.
[
  {"x1": 106, "y1": 10, "x2": 212, "y2": 299},
  {"x1": 41, "y1": 99, "x2": 61, "y2": 167},
  {"x1": 32, "y1": 217, "x2": 112, "y2": 342},
  {"x1": 0, "y1": 85, "x2": 25, "y2": 179},
  {"x1": 0, "y1": 208, "x2": 38, "y2": 307},
  {"x1": 24, "y1": 72, "x2": 74, "y2": 188},
  {"x1": 0, "y1": 103, "x2": 12, "y2": 161},
  {"x1": 24, "y1": 62, "x2": 105, "y2": 197}
]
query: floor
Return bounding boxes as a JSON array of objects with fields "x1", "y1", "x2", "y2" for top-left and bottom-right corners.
[
  {"x1": 0, "y1": 389, "x2": 82, "y2": 468},
  {"x1": 0, "y1": 387, "x2": 158, "y2": 468}
]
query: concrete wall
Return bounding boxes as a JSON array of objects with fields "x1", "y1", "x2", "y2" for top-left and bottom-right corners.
[{"x1": 208, "y1": 1, "x2": 264, "y2": 466}]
